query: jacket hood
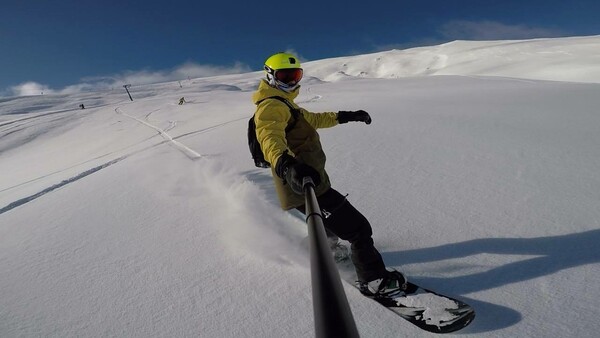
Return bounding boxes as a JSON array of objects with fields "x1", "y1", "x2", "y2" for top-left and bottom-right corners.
[{"x1": 252, "y1": 80, "x2": 300, "y2": 104}]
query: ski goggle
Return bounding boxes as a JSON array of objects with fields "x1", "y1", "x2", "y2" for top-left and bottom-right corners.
[{"x1": 273, "y1": 68, "x2": 303, "y2": 85}]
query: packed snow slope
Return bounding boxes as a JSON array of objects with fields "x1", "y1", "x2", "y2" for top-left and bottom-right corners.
[{"x1": 1, "y1": 35, "x2": 600, "y2": 337}]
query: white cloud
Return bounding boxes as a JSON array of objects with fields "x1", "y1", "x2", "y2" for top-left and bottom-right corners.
[
  {"x1": 87, "y1": 61, "x2": 251, "y2": 87},
  {"x1": 6, "y1": 61, "x2": 251, "y2": 97},
  {"x1": 439, "y1": 20, "x2": 567, "y2": 41},
  {"x1": 10, "y1": 81, "x2": 54, "y2": 96},
  {"x1": 59, "y1": 83, "x2": 99, "y2": 95}
]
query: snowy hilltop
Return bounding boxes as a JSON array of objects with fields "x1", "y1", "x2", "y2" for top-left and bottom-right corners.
[
  {"x1": 1, "y1": 35, "x2": 600, "y2": 337},
  {"x1": 305, "y1": 35, "x2": 600, "y2": 83}
]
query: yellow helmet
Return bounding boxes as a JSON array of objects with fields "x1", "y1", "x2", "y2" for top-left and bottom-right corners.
[
  {"x1": 264, "y1": 52, "x2": 303, "y2": 92},
  {"x1": 264, "y1": 52, "x2": 302, "y2": 70}
]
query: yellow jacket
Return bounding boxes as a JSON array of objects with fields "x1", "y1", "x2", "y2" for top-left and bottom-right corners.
[{"x1": 252, "y1": 80, "x2": 339, "y2": 209}]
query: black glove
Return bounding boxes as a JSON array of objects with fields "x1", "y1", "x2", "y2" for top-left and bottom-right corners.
[
  {"x1": 275, "y1": 152, "x2": 321, "y2": 195},
  {"x1": 338, "y1": 110, "x2": 372, "y2": 124}
]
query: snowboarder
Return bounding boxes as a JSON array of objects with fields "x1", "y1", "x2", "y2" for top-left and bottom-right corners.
[
  {"x1": 178, "y1": 97, "x2": 186, "y2": 105},
  {"x1": 252, "y1": 52, "x2": 406, "y2": 296}
]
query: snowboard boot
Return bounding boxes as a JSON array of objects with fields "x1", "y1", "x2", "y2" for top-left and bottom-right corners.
[
  {"x1": 330, "y1": 240, "x2": 350, "y2": 263},
  {"x1": 300, "y1": 235, "x2": 350, "y2": 262},
  {"x1": 357, "y1": 269, "x2": 408, "y2": 298}
]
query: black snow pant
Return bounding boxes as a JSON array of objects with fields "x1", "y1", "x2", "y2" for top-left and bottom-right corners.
[{"x1": 296, "y1": 188, "x2": 387, "y2": 282}]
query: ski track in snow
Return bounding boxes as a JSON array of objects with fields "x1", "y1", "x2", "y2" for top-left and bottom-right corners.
[
  {"x1": 0, "y1": 133, "x2": 159, "y2": 194},
  {"x1": 0, "y1": 156, "x2": 125, "y2": 215},
  {"x1": 0, "y1": 103, "x2": 248, "y2": 215},
  {"x1": 115, "y1": 106, "x2": 202, "y2": 160},
  {"x1": 0, "y1": 104, "x2": 194, "y2": 212},
  {"x1": 173, "y1": 116, "x2": 248, "y2": 140},
  {"x1": 0, "y1": 108, "x2": 77, "y2": 128}
]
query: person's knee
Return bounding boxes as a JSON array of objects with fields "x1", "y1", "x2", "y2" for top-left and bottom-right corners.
[
  {"x1": 325, "y1": 203, "x2": 372, "y2": 239},
  {"x1": 336, "y1": 223, "x2": 373, "y2": 245}
]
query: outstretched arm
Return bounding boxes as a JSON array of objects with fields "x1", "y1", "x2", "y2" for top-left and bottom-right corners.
[{"x1": 300, "y1": 108, "x2": 339, "y2": 129}]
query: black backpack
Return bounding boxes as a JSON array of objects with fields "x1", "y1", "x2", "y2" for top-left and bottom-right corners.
[{"x1": 248, "y1": 96, "x2": 300, "y2": 168}]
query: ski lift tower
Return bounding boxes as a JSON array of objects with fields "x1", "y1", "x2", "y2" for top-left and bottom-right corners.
[{"x1": 123, "y1": 84, "x2": 133, "y2": 101}]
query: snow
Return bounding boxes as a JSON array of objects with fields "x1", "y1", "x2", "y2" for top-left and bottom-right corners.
[{"x1": 2, "y1": 35, "x2": 600, "y2": 337}]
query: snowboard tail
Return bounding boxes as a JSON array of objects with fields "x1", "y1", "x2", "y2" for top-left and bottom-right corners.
[{"x1": 359, "y1": 281, "x2": 475, "y2": 333}]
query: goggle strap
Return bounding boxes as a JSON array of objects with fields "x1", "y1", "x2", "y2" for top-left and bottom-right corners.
[{"x1": 264, "y1": 65, "x2": 275, "y2": 74}]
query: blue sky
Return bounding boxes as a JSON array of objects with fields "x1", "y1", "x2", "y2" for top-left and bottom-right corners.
[{"x1": 2, "y1": 0, "x2": 599, "y2": 96}]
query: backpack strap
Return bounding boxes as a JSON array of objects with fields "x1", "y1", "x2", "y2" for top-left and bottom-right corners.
[{"x1": 256, "y1": 96, "x2": 301, "y2": 132}]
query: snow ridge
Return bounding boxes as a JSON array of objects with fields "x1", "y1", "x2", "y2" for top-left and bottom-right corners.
[{"x1": 304, "y1": 35, "x2": 600, "y2": 83}]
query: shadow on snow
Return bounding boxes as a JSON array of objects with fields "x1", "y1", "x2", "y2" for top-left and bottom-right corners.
[{"x1": 381, "y1": 229, "x2": 600, "y2": 333}]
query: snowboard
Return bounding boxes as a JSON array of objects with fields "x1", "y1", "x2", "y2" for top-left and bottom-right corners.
[
  {"x1": 336, "y1": 258, "x2": 475, "y2": 333},
  {"x1": 302, "y1": 240, "x2": 475, "y2": 333},
  {"x1": 354, "y1": 280, "x2": 475, "y2": 333}
]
